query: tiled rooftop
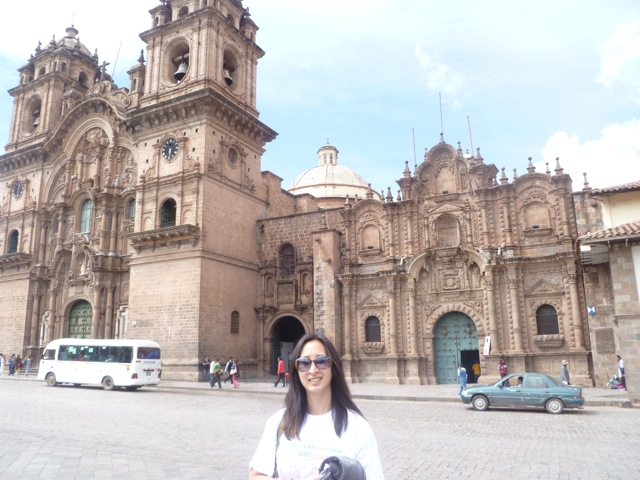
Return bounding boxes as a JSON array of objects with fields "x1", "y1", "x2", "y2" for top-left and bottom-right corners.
[
  {"x1": 580, "y1": 221, "x2": 640, "y2": 242},
  {"x1": 590, "y1": 181, "x2": 640, "y2": 196}
]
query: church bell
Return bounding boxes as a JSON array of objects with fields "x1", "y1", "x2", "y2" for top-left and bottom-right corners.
[
  {"x1": 223, "y1": 68, "x2": 233, "y2": 86},
  {"x1": 174, "y1": 59, "x2": 188, "y2": 82},
  {"x1": 32, "y1": 110, "x2": 40, "y2": 128}
]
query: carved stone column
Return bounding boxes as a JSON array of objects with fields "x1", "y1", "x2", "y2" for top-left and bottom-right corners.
[
  {"x1": 104, "y1": 285, "x2": 114, "y2": 339},
  {"x1": 566, "y1": 264, "x2": 585, "y2": 349},
  {"x1": 109, "y1": 212, "x2": 118, "y2": 255},
  {"x1": 91, "y1": 285, "x2": 102, "y2": 339},
  {"x1": 30, "y1": 293, "x2": 41, "y2": 346},
  {"x1": 386, "y1": 276, "x2": 398, "y2": 356},
  {"x1": 342, "y1": 282, "x2": 353, "y2": 357},
  {"x1": 484, "y1": 268, "x2": 499, "y2": 350},
  {"x1": 408, "y1": 279, "x2": 418, "y2": 355},
  {"x1": 45, "y1": 285, "x2": 57, "y2": 344},
  {"x1": 56, "y1": 209, "x2": 66, "y2": 252},
  {"x1": 508, "y1": 266, "x2": 524, "y2": 352},
  {"x1": 38, "y1": 223, "x2": 47, "y2": 264}
]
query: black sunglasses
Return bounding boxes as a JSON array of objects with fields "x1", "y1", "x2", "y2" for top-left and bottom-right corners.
[{"x1": 294, "y1": 355, "x2": 332, "y2": 372}]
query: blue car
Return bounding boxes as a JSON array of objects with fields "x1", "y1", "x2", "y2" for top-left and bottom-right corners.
[{"x1": 461, "y1": 373, "x2": 584, "y2": 414}]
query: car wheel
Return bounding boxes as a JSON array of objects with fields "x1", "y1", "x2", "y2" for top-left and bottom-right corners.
[
  {"x1": 546, "y1": 398, "x2": 564, "y2": 414},
  {"x1": 46, "y1": 373, "x2": 57, "y2": 387},
  {"x1": 472, "y1": 395, "x2": 489, "y2": 411},
  {"x1": 102, "y1": 376, "x2": 116, "y2": 391}
]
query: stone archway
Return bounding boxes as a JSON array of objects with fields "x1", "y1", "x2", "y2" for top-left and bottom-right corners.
[
  {"x1": 270, "y1": 316, "x2": 305, "y2": 375},
  {"x1": 433, "y1": 312, "x2": 478, "y2": 384},
  {"x1": 68, "y1": 300, "x2": 92, "y2": 339}
]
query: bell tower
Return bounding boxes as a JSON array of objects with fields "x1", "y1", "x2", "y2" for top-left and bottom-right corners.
[
  {"x1": 140, "y1": 0, "x2": 262, "y2": 112},
  {"x1": 126, "y1": 0, "x2": 277, "y2": 379},
  {"x1": 6, "y1": 26, "x2": 99, "y2": 151}
]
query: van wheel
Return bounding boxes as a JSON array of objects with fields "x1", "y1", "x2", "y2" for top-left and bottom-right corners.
[
  {"x1": 102, "y1": 376, "x2": 115, "y2": 391},
  {"x1": 46, "y1": 373, "x2": 57, "y2": 387}
]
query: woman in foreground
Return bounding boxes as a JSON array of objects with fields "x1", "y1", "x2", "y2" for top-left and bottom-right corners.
[{"x1": 249, "y1": 333, "x2": 384, "y2": 479}]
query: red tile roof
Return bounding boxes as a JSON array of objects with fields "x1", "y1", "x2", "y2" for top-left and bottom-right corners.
[
  {"x1": 590, "y1": 181, "x2": 640, "y2": 196},
  {"x1": 580, "y1": 221, "x2": 640, "y2": 243}
]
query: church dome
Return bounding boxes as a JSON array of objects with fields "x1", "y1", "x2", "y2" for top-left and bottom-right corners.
[
  {"x1": 288, "y1": 144, "x2": 380, "y2": 205},
  {"x1": 57, "y1": 26, "x2": 92, "y2": 56}
]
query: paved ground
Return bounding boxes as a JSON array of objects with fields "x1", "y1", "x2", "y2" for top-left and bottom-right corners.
[{"x1": 1, "y1": 375, "x2": 639, "y2": 479}]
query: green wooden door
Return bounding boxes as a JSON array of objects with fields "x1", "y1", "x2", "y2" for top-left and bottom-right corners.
[
  {"x1": 69, "y1": 300, "x2": 92, "y2": 339},
  {"x1": 433, "y1": 312, "x2": 478, "y2": 384}
]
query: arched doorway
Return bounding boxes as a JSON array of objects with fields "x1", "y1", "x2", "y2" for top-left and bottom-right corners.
[
  {"x1": 433, "y1": 312, "x2": 479, "y2": 384},
  {"x1": 68, "y1": 300, "x2": 92, "y2": 339},
  {"x1": 270, "y1": 316, "x2": 305, "y2": 374}
]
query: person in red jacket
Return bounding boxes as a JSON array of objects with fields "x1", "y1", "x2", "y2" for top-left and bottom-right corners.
[
  {"x1": 499, "y1": 357, "x2": 508, "y2": 378},
  {"x1": 274, "y1": 356, "x2": 286, "y2": 387}
]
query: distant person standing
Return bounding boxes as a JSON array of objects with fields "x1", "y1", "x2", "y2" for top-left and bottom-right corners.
[
  {"x1": 274, "y1": 357, "x2": 286, "y2": 387},
  {"x1": 472, "y1": 362, "x2": 481, "y2": 383},
  {"x1": 24, "y1": 354, "x2": 33, "y2": 376},
  {"x1": 457, "y1": 364, "x2": 468, "y2": 396},
  {"x1": 617, "y1": 355, "x2": 626, "y2": 390},
  {"x1": 0, "y1": 353, "x2": 4, "y2": 377},
  {"x1": 560, "y1": 359, "x2": 570, "y2": 385},
  {"x1": 499, "y1": 357, "x2": 508, "y2": 378},
  {"x1": 202, "y1": 356, "x2": 211, "y2": 383}
]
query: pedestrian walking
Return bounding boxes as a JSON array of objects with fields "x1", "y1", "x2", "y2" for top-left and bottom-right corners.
[
  {"x1": 202, "y1": 355, "x2": 211, "y2": 383},
  {"x1": 457, "y1": 364, "x2": 468, "y2": 396},
  {"x1": 274, "y1": 356, "x2": 286, "y2": 387},
  {"x1": 0, "y1": 353, "x2": 4, "y2": 377},
  {"x1": 210, "y1": 358, "x2": 223, "y2": 389},
  {"x1": 223, "y1": 356, "x2": 234, "y2": 384},
  {"x1": 15, "y1": 354, "x2": 23, "y2": 374},
  {"x1": 8, "y1": 354, "x2": 16, "y2": 376},
  {"x1": 617, "y1": 355, "x2": 626, "y2": 390},
  {"x1": 24, "y1": 354, "x2": 32, "y2": 376},
  {"x1": 499, "y1": 357, "x2": 508, "y2": 378},
  {"x1": 230, "y1": 359, "x2": 240, "y2": 388},
  {"x1": 560, "y1": 359, "x2": 570, "y2": 385},
  {"x1": 249, "y1": 333, "x2": 384, "y2": 479}
]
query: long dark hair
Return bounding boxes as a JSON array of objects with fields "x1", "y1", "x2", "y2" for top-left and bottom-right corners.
[{"x1": 281, "y1": 333, "x2": 363, "y2": 440}]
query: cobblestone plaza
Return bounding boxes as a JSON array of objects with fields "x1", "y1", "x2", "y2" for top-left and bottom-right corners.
[{"x1": 1, "y1": 378, "x2": 639, "y2": 479}]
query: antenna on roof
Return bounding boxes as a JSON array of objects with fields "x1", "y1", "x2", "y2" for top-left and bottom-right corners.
[
  {"x1": 439, "y1": 92, "x2": 444, "y2": 140},
  {"x1": 111, "y1": 40, "x2": 122, "y2": 78},
  {"x1": 467, "y1": 115, "x2": 474, "y2": 154},
  {"x1": 412, "y1": 128, "x2": 417, "y2": 169}
]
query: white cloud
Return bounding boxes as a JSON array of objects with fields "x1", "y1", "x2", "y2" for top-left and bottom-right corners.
[
  {"x1": 415, "y1": 44, "x2": 464, "y2": 98},
  {"x1": 596, "y1": 20, "x2": 640, "y2": 102},
  {"x1": 539, "y1": 120, "x2": 640, "y2": 189}
]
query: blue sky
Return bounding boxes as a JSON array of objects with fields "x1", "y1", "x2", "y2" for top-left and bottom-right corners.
[{"x1": 1, "y1": 1, "x2": 639, "y2": 194}]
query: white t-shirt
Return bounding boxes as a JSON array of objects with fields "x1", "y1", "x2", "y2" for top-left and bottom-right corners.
[
  {"x1": 250, "y1": 408, "x2": 384, "y2": 480},
  {"x1": 618, "y1": 358, "x2": 625, "y2": 376}
]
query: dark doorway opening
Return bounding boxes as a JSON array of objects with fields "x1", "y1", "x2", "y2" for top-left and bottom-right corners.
[
  {"x1": 460, "y1": 349, "x2": 481, "y2": 383},
  {"x1": 270, "y1": 316, "x2": 305, "y2": 374}
]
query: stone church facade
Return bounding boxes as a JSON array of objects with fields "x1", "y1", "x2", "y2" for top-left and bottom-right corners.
[{"x1": 2, "y1": 0, "x2": 631, "y2": 387}]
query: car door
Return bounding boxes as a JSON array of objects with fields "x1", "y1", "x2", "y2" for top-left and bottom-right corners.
[
  {"x1": 492, "y1": 375, "x2": 522, "y2": 407},
  {"x1": 521, "y1": 374, "x2": 549, "y2": 407}
]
